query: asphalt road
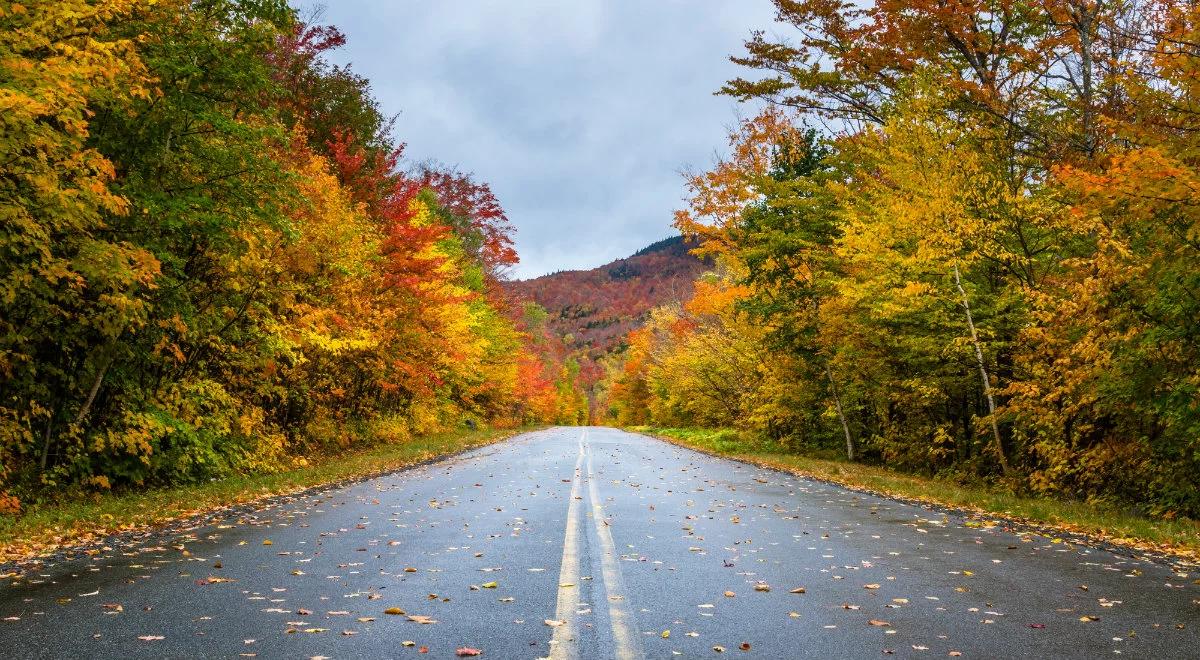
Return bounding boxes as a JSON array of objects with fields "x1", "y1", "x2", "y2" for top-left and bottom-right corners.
[{"x1": 0, "y1": 427, "x2": 1196, "y2": 659}]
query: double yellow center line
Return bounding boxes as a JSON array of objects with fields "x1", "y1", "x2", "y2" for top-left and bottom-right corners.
[{"x1": 549, "y1": 428, "x2": 643, "y2": 660}]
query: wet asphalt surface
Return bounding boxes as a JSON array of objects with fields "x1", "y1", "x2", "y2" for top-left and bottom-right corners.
[{"x1": 0, "y1": 426, "x2": 1197, "y2": 659}]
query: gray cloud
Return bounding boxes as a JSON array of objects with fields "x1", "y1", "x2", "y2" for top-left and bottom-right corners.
[{"x1": 308, "y1": 1, "x2": 773, "y2": 279}]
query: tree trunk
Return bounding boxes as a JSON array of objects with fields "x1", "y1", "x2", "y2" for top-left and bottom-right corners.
[
  {"x1": 39, "y1": 412, "x2": 54, "y2": 472},
  {"x1": 40, "y1": 350, "x2": 113, "y2": 472},
  {"x1": 73, "y1": 351, "x2": 113, "y2": 429},
  {"x1": 950, "y1": 261, "x2": 1011, "y2": 476},
  {"x1": 825, "y1": 365, "x2": 855, "y2": 461}
]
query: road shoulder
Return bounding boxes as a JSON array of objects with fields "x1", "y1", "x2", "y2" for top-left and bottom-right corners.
[
  {"x1": 0, "y1": 426, "x2": 535, "y2": 571},
  {"x1": 632, "y1": 426, "x2": 1200, "y2": 568}
]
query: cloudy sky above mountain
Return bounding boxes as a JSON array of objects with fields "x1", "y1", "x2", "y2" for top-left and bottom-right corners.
[{"x1": 308, "y1": 1, "x2": 775, "y2": 279}]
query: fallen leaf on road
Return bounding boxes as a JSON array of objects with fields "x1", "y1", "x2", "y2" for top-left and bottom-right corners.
[
  {"x1": 196, "y1": 576, "x2": 236, "y2": 585},
  {"x1": 740, "y1": 643, "x2": 751, "y2": 651},
  {"x1": 481, "y1": 581, "x2": 497, "y2": 589},
  {"x1": 384, "y1": 608, "x2": 406, "y2": 616},
  {"x1": 864, "y1": 584, "x2": 880, "y2": 590},
  {"x1": 407, "y1": 615, "x2": 437, "y2": 624},
  {"x1": 456, "y1": 648, "x2": 482, "y2": 656},
  {"x1": 868, "y1": 620, "x2": 891, "y2": 627},
  {"x1": 789, "y1": 587, "x2": 805, "y2": 594},
  {"x1": 753, "y1": 584, "x2": 770, "y2": 592},
  {"x1": 724, "y1": 591, "x2": 736, "y2": 598},
  {"x1": 137, "y1": 636, "x2": 164, "y2": 641},
  {"x1": 662, "y1": 630, "x2": 670, "y2": 638}
]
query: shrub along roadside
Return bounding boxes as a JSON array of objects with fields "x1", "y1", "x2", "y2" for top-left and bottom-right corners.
[
  {"x1": 0, "y1": 426, "x2": 533, "y2": 566},
  {"x1": 634, "y1": 427, "x2": 1200, "y2": 564}
]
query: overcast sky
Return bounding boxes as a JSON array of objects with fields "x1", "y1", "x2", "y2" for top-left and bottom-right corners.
[{"x1": 307, "y1": 1, "x2": 775, "y2": 279}]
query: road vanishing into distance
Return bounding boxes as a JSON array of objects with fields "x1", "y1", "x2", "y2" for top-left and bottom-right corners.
[{"x1": 1, "y1": 427, "x2": 1197, "y2": 659}]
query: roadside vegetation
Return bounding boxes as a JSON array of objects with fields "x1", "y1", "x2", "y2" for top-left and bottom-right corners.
[
  {"x1": 0, "y1": 2, "x2": 586, "y2": 519},
  {"x1": 602, "y1": 0, "x2": 1200, "y2": 535},
  {"x1": 638, "y1": 427, "x2": 1200, "y2": 562},
  {"x1": 0, "y1": 426, "x2": 527, "y2": 565}
]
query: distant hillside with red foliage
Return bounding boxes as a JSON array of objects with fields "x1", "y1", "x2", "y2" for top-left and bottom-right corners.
[{"x1": 505, "y1": 235, "x2": 707, "y2": 360}]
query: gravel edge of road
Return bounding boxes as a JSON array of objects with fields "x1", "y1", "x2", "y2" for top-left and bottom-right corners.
[
  {"x1": 632, "y1": 428, "x2": 1198, "y2": 571},
  {"x1": 0, "y1": 427, "x2": 536, "y2": 576}
]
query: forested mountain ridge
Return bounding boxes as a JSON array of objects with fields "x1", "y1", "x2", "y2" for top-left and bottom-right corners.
[{"x1": 505, "y1": 236, "x2": 706, "y2": 359}]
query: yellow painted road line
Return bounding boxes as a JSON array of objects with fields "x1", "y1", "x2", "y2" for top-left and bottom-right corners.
[
  {"x1": 549, "y1": 429, "x2": 586, "y2": 660},
  {"x1": 586, "y1": 432, "x2": 644, "y2": 660}
]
